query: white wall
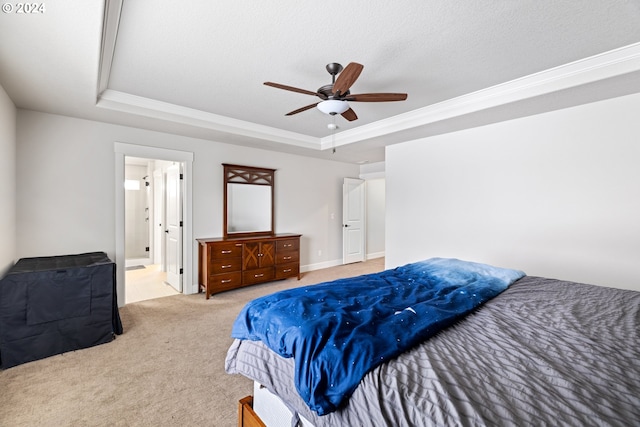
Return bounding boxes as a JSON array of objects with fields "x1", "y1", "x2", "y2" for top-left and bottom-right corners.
[
  {"x1": 16, "y1": 110, "x2": 359, "y2": 290},
  {"x1": 365, "y1": 179, "x2": 385, "y2": 259},
  {"x1": 386, "y1": 92, "x2": 640, "y2": 291},
  {"x1": 0, "y1": 84, "x2": 17, "y2": 276},
  {"x1": 360, "y1": 161, "x2": 386, "y2": 260}
]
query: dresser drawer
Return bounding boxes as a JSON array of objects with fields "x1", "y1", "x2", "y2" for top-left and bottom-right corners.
[
  {"x1": 243, "y1": 268, "x2": 275, "y2": 285},
  {"x1": 275, "y1": 263, "x2": 299, "y2": 280},
  {"x1": 276, "y1": 239, "x2": 299, "y2": 252},
  {"x1": 275, "y1": 251, "x2": 299, "y2": 264},
  {"x1": 209, "y1": 272, "x2": 242, "y2": 292},
  {"x1": 209, "y1": 242, "x2": 243, "y2": 259},
  {"x1": 211, "y1": 258, "x2": 242, "y2": 274}
]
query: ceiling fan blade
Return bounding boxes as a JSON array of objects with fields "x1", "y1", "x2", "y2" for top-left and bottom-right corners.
[
  {"x1": 332, "y1": 62, "x2": 364, "y2": 96},
  {"x1": 345, "y1": 93, "x2": 408, "y2": 102},
  {"x1": 264, "y1": 82, "x2": 319, "y2": 97},
  {"x1": 341, "y1": 108, "x2": 358, "y2": 121},
  {"x1": 285, "y1": 102, "x2": 319, "y2": 116}
]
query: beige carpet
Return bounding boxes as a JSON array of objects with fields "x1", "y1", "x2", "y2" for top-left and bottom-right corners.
[{"x1": 0, "y1": 258, "x2": 384, "y2": 427}]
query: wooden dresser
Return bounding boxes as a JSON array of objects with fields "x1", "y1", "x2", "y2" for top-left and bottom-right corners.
[{"x1": 197, "y1": 233, "x2": 301, "y2": 299}]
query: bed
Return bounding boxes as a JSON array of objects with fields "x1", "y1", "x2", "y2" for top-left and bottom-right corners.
[{"x1": 225, "y1": 258, "x2": 640, "y2": 426}]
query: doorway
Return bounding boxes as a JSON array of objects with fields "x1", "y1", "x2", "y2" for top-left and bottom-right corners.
[
  {"x1": 123, "y1": 157, "x2": 182, "y2": 303},
  {"x1": 115, "y1": 143, "x2": 194, "y2": 307}
]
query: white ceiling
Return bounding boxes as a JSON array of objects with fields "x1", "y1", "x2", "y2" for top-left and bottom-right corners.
[{"x1": 2, "y1": 1, "x2": 640, "y2": 163}]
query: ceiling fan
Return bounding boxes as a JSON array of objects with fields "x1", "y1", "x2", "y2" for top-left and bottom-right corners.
[{"x1": 264, "y1": 62, "x2": 408, "y2": 122}]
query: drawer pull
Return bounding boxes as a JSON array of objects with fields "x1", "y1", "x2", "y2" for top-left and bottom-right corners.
[
  {"x1": 283, "y1": 269, "x2": 292, "y2": 273},
  {"x1": 284, "y1": 244, "x2": 292, "y2": 247},
  {"x1": 221, "y1": 264, "x2": 232, "y2": 269},
  {"x1": 254, "y1": 273, "x2": 264, "y2": 278},
  {"x1": 283, "y1": 256, "x2": 292, "y2": 260},
  {"x1": 221, "y1": 279, "x2": 232, "y2": 284},
  {"x1": 221, "y1": 250, "x2": 232, "y2": 254}
]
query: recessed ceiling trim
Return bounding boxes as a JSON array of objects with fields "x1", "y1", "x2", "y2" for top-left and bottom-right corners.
[
  {"x1": 98, "y1": 89, "x2": 320, "y2": 149},
  {"x1": 97, "y1": 0, "x2": 123, "y2": 97},
  {"x1": 320, "y1": 42, "x2": 640, "y2": 151}
]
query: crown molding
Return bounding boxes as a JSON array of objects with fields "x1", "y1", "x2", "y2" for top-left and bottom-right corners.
[
  {"x1": 97, "y1": 89, "x2": 319, "y2": 148},
  {"x1": 321, "y1": 42, "x2": 640, "y2": 150}
]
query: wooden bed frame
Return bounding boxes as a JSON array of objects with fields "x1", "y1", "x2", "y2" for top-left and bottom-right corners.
[{"x1": 238, "y1": 396, "x2": 265, "y2": 427}]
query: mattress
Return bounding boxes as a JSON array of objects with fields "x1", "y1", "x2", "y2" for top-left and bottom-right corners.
[{"x1": 226, "y1": 276, "x2": 640, "y2": 426}]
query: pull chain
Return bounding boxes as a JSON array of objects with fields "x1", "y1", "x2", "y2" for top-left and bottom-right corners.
[{"x1": 331, "y1": 115, "x2": 337, "y2": 153}]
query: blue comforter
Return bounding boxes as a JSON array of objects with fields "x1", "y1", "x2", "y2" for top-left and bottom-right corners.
[{"x1": 231, "y1": 258, "x2": 525, "y2": 415}]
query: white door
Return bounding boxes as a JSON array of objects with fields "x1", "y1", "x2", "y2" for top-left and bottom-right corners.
[
  {"x1": 343, "y1": 178, "x2": 366, "y2": 264},
  {"x1": 165, "y1": 164, "x2": 182, "y2": 292}
]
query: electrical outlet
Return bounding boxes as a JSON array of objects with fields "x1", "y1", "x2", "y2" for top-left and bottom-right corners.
[{"x1": 318, "y1": 249, "x2": 322, "y2": 257}]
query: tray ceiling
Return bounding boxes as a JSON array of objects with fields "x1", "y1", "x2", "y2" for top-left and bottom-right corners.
[{"x1": 2, "y1": 0, "x2": 640, "y2": 163}]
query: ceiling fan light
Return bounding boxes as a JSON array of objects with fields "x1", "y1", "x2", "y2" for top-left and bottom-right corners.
[{"x1": 317, "y1": 100, "x2": 349, "y2": 115}]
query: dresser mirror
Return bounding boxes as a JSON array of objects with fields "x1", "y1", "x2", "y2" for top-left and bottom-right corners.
[{"x1": 223, "y1": 164, "x2": 275, "y2": 238}]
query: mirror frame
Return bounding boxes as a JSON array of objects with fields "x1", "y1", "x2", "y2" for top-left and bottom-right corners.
[{"x1": 223, "y1": 163, "x2": 275, "y2": 239}]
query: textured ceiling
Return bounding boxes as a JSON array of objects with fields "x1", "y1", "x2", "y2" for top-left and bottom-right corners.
[{"x1": 2, "y1": 1, "x2": 640, "y2": 163}]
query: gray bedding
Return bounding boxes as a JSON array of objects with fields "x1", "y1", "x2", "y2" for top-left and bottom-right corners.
[{"x1": 225, "y1": 276, "x2": 640, "y2": 426}]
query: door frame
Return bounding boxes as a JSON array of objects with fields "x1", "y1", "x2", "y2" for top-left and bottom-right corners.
[{"x1": 114, "y1": 142, "x2": 194, "y2": 307}]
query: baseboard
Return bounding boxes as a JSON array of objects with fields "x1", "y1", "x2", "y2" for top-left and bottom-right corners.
[
  {"x1": 301, "y1": 252, "x2": 385, "y2": 273},
  {"x1": 125, "y1": 258, "x2": 152, "y2": 268},
  {"x1": 301, "y1": 259, "x2": 343, "y2": 273}
]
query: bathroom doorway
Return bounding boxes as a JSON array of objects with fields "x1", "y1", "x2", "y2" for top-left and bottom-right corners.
[
  {"x1": 124, "y1": 157, "x2": 182, "y2": 303},
  {"x1": 114, "y1": 143, "x2": 194, "y2": 307}
]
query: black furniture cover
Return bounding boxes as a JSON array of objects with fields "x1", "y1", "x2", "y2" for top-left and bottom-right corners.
[{"x1": 0, "y1": 252, "x2": 123, "y2": 369}]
